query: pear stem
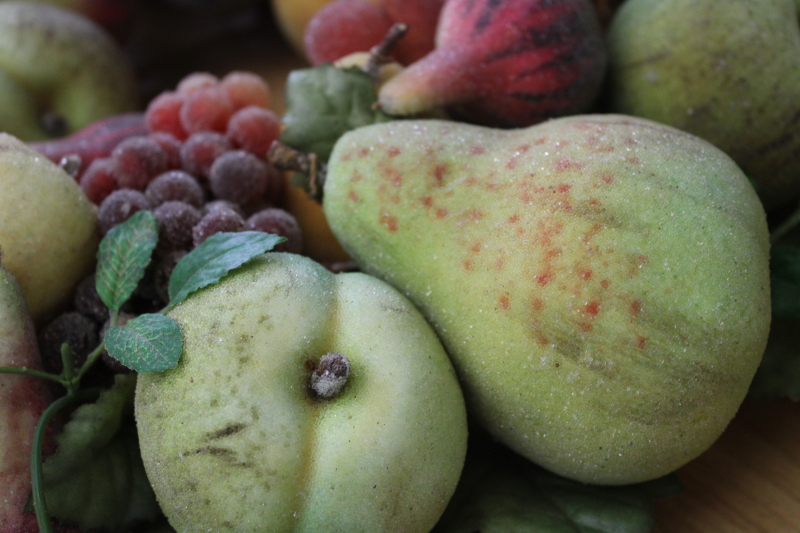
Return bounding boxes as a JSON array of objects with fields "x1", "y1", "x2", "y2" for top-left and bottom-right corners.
[
  {"x1": 364, "y1": 22, "x2": 408, "y2": 81},
  {"x1": 267, "y1": 141, "x2": 326, "y2": 203}
]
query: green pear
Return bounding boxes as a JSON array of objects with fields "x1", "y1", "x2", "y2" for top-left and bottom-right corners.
[
  {"x1": 135, "y1": 252, "x2": 468, "y2": 533},
  {"x1": 606, "y1": 0, "x2": 800, "y2": 211},
  {"x1": 0, "y1": 256, "x2": 52, "y2": 529},
  {"x1": 0, "y1": 1, "x2": 138, "y2": 141},
  {"x1": 0, "y1": 132, "x2": 99, "y2": 324},
  {"x1": 321, "y1": 115, "x2": 771, "y2": 485}
]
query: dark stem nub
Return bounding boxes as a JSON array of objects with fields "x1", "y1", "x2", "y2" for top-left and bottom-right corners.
[
  {"x1": 364, "y1": 22, "x2": 408, "y2": 81},
  {"x1": 309, "y1": 352, "x2": 351, "y2": 400},
  {"x1": 267, "y1": 141, "x2": 326, "y2": 203},
  {"x1": 58, "y1": 154, "x2": 82, "y2": 179},
  {"x1": 39, "y1": 111, "x2": 68, "y2": 138}
]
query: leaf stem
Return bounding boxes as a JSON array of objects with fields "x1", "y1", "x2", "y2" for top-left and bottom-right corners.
[
  {"x1": 0, "y1": 365, "x2": 64, "y2": 384},
  {"x1": 31, "y1": 387, "x2": 102, "y2": 532}
]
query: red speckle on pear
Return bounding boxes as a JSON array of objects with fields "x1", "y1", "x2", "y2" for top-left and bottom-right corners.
[
  {"x1": 436, "y1": 207, "x2": 449, "y2": 218},
  {"x1": 498, "y1": 294, "x2": 510, "y2": 309},
  {"x1": 380, "y1": 212, "x2": 399, "y2": 232}
]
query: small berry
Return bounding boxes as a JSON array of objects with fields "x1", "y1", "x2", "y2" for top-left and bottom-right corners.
[
  {"x1": 245, "y1": 208, "x2": 303, "y2": 253},
  {"x1": 208, "y1": 150, "x2": 269, "y2": 205},
  {"x1": 192, "y1": 207, "x2": 244, "y2": 246},
  {"x1": 145, "y1": 91, "x2": 188, "y2": 140},
  {"x1": 73, "y1": 274, "x2": 110, "y2": 324},
  {"x1": 80, "y1": 157, "x2": 122, "y2": 204},
  {"x1": 112, "y1": 136, "x2": 169, "y2": 190},
  {"x1": 149, "y1": 131, "x2": 183, "y2": 169},
  {"x1": 38, "y1": 312, "x2": 98, "y2": 375},
  {"x1": 220, "y1": 71, "x2": 271, "y2": 110},
  {"x1": 154, "y1": 201, "x2": 202, "y2": 251},
  {"x1": 226, "y1": 106, "x2": 282, "y2": 158},
  {"x1": 176, "y1": 72, "x2": 219, "y2": 95},
  {"x1": 180, "y1": 87, "x2": 233, "y2": 134},
  {"x1": 146, "y1": 170, "x2": 205, "y2": 208},
  {"x1": 97, "y1": 189, "x2": 152, "y2": 234},
  {"x1": 180, "y1": 131, "x2": 232, "y2": 180}
]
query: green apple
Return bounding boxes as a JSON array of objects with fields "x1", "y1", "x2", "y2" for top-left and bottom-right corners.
[
  {"x1": 606, "y1": 0, "x2": 800, "y2": 211},
  {"x1": 320, "y1": 115, "x2": 771, "y2": 485},
  {"x1": 135, "y1": 252, "x2": 468, "y2": 532},
  {"x1": 0, "y1": 133, "x2": 99, "y2": 324},
  {"x1": 0, "y1": 1, "x2": 138, "y2": 141}
]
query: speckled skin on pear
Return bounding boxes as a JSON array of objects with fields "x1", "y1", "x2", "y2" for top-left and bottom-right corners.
[
  {"x1": 135, "y1": 253, "x2": 468, "y2": 533},
  {"x1": 607, "y1": 0, "x2": 800, "y2": 211},
  {"x1": 322, "y1": 116, "x2": 771, "y2": 485}
]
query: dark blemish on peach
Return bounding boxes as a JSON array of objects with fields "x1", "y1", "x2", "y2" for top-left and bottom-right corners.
[
  {"x1": 631, "y1": 299, "x2": 642, "y2": 316},
  {"x1": 627, "y1": 156, "x2": 641, "y2": 164},
  {"x1": 601, "y1": 173, "x2": 614, "y2": 184},
  {"x1": 463, "y1": 259, "x2": 474, "y2": 271},
  {"x1": 600, "y1": 279, "x2": 610, "y2": 289},
  {"x1": 532, "y1": 298, "x2": 544, "y2": 311},
  {"x1": 465, "y1": 209, "x2": 484, "y2": 221},
  {"x1": 384, "y1": 167, "x2": 402, "y2": 187},
  {"x1": 498, "y1": 295, "x2": 510, "y2": 309},
  {"x1": 469, "y1": 146, "x2": 485, "y2": 155},
  {"x1": 420, "y1": 196, "x2": 433, "y2": 207},
  {"x1": 434, "y1": 164, "x2": 447, "y2": 184},
  {"x1": 636, "y1": 335, "x2": 647, "y2": 349},
  {"x1": 379, "y1": 213, "x2": 398, "y2": 232},
  {"x1": 387, "y1": 146, "x2": 401, "y2": 157},
  {"x1": 347, "y1": 189, "x2": 359, "y2": 202},
  {"x1": 556, "y1": 183, "x2": 571, "y2": 193},
  {"x1": 584, "y1": 223, "x2": 603, "y2": 243},
  {"x1": 536, "y1": 272, "x2": 553, "y2": 286},
  {"x1": 470, "y1": 242, "x2": 481, "y2": 253},
  {"x1": 588, "y1": 198, "x2": 601, "y2": 207},
  {"x1": 580, "y1": 269, "x2": 592, "y2": 280},
  {"x1": 358, "y1": 147, "x2": 370, "y2": 158},
  {"x1": 630, "y1": 255, "x2": 651, "y2": 276},
  {"x1": 465, "y1": 176, "x2": 478, "y2": 186},
  {"x1": 507, "y1": 214, "x2": 520, "y2": 224},
  {"x1": 584, "y1": 301, "x2": 601, "y2": 316},
  {"x1": 580, "y1": 322, "x2": 593, "y2": 332},
  {"x1": 436, "y1": 207, "x2": 448, "y2": 218}
]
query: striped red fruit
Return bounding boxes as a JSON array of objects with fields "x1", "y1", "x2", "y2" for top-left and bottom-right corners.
[{"x1": 378, "y1": 0, "x2": 607, "y2": 127}]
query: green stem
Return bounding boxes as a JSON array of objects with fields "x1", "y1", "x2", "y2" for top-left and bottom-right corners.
[
  {"x1": 0, "y1": 365, "x2": 64, "y2": 384},
  {"x1": 31, "y1": 388, "x2": 102, "y2": 532},
  {"x1": 771, "y1": 205, "x2": 800, "y2": 244}
]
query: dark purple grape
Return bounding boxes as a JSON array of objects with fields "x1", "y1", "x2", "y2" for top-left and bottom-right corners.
[
  {"x1": 245, "y1": 208, "x2": 303, "y2": 253},
  {"x1": 97, "y1": 189, "x2": 152, "y2": 234},
  {"x1": 154, "y1": 201, "x2": 202, "y2": 251},
  {"x1": 180, "y1": 131, "x2": 232, "y2": 180},
  {"x1": 208, "y1": 150, "x2": 268, "y2": 205},
  {"x1": 73, "y1": 274, "x2": 110, "y2": 324},
  {"x1": 153, "y1": 249, "x2": 187, "y2": 304},
  {"x1": 112, "y1": 135, "x2": 169, "y2": 190},
  {"x1": 38, "y1": 311, "x2": 99, "y2": 375},
  {"x1": 192, "y1": 207, "x2": 244, "y2": 246},
  {"x1": 146, "y1": 170, "x2": 205, "y2": 208}
]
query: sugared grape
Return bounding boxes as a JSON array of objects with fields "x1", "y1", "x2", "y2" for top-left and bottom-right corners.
[
  {"x1": 154, "y1": 201, "x2": 202, "y2": 251},
  {"x1": 203, "y1": 199, "x2": 243, "y2": 216},
  {"x1": 176, "y1": 72, "x2": 219, "y2": 95},
  {"x1": 208, "y1": 150, "x2": 268, "y2": 205},
  {"x1": 303, "y1": 0, "x2": 394, "y2": 66},
  {"x1": 180, "y1": 131, "x2": 232, "y2": 180},
  {"x1": 145, "y1": 91, "x2": 188, "y2": 140},
  {"x1": 80, "y1": 157, "x2": 122, "y2": 204},
  {"x1": 245, "y1": 208, "x2": 303, "y2": 253},
  {"x1": 38, "y1": 311, "x2": 99, "y2": 375},
  {"x1": 111, "y1": 136, "x2": 169, "y2": 190},
  {"x1": 226, "y1": 105, "x2": 281, "y2": 158},
  {"x1": 73, "y1": 274, "x2": 110, "y2": 324},
  {"x1": 149, "y1": 131, "x2": 183, "y2": 170},
  {"x1": 97, "y1": 189, "x2": 152, "y2": 234},
  {"x1": 146, "y1": 170, "x2": 205, "y2": 208},
  {"x1": 179, "y1": 87, "x2": 233, "y2": 135},
  {"x1": 192, "y1": 206, "x2": 244, "y2": 246},
  {"x1": 220, "y1": 71, "x2": 271, "y2": 110}
]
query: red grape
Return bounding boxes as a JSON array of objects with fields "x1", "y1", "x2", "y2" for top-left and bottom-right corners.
[
  {"x1": 149, "y1": 131, "x2": 183, "y2": 170},
  {"x1": 146, "y1": 170, "x2": 205, "y2": 208},
  {"x1": 226, "y1": 106, "x2": 281, "y2": 158},
  {"x1": 180, "y1": 131, "x2": 232, "y2": 180},
  {"x1": 192, "y1": 207, "x2": 244, "y2": 246},
  {"x1": 176, "y1": 72, "x2": 219, "y2": 95},
  {"x1": 208, "y1": 150, "x2": 269, "y2": 205},
  {"x1": 245, "y1": 208, "x2": 303, "y2": 254},
  {"x1": 111, "y1": 136, "x2": 169, "y2": 190},
  {"x1": 220, "y1": 71, "x2": 271, "y2": 110},
  {"x1": 80, "y1": 157, "x2": 122, "y2": 204},
  {"x1": 97, "y1": 189, "x2": 152, "y2": 235},
  {"x1": 179, "y1": 87, "x2": 234, "y2": 135},
  {"x1": 145, "y1": 91, "x2": 188, "y2": 140},
  {"x1": 154, "y1": 201, "x2": 202, "y2": 251}
]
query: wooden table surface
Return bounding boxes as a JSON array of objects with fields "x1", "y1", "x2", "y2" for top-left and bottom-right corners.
[{"x1": 133, "y1": 8, "x2": 800, "y2": 532}]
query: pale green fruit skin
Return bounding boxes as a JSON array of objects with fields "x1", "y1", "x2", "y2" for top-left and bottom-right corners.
[
  {"x1": 0, "y1": 133, "x2": 99, "y2": 324},
  {"x1": 322, "y1": 116, "x2": 771, "y2": 485},
  {"x1": 135, "y1": 252, "x2": 468, "y2": 533},
  {"x1": 607, "y1": 0, "x2": 800, "y2": 211},
  {"x1": 0, "y1": 260, "x2": 51, "y2": 529},
  {"x1": 0, "y1": 1, "x2": 138, "y2": 141}
]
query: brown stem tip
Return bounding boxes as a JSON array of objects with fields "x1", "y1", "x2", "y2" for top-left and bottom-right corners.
[
  {"x1": 267, "y1": 141, "x2": 326, "y2": 203},
  {"x1": 309, "y1": 352, "x2": 351, "y2": 400}
]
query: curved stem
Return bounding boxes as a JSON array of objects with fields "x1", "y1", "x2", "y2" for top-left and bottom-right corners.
[
  {"x1": 31, "y1": 388, "x2": 102, "y2": 532},
  {"x1": 0, "y1": 365, "x2": 64, "y2": 385}
]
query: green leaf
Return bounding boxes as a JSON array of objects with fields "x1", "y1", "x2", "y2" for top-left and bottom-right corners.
[
  {"x1": 39, "y1": 374, "x2": 163, "y2": 531},
  {"x1": 96, "y1": 211, "x2": 159, "y2": 312},
  {"x1": 432, "y1": 431, "x2": 682, "y2": 533},
  {"x1": 166, "y1": 231, "x2": 285, "y2": 308},
  {"x1": 770, "y1": 246, "x2": 800, "y2": 319},
  {"x1": 279, "y1": 64, "x2": 395, "y2": 164},
  {"x1": 104, "y1": 313, "x2": 182, "y2": 373}
]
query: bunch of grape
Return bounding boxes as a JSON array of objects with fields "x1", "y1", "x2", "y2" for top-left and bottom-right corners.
[{"x1": 78, "y1": 70, "x2": 302, "y2": 255}]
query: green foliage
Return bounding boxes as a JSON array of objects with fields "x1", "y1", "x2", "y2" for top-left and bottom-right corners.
[
  {"x1": 96, "y1": 211, "x2": 159, "y2": 313},
  {"x1": 432, "y1": 431, "x2": 682, "y2": 533},
  {"x1": 166, "y1": 231, "x2": 286, "y2": 310},
  {"x1": 279, "y1": 64, "x2": 395, "y2": 164},
  {"x1": 39, "y1": 375, "x2": 163, "y2": 531},
  {"x1": 104, "y1": 314, "x2": 183, "y2": 373}
]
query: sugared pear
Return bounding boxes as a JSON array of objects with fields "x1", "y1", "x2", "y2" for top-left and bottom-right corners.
[{"x1": 322, "y1": 115, "x2": 771, "y2": 485}]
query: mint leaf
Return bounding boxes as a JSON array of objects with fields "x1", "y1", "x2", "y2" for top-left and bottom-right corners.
[
  {"x1": 104, "y1": 313, "x2": 182, "y2": 372},
  {"x1": 432, "y1": 432, "x2": 682, "y2": 533},
  {"x1": 96, "y1": 211, "x2": 159, "y2": 312},
  {"x1": 280, "y1": 64, "x2": 395, "y2": 163},
  {"x1": 770, "y1": 246, "x2": 800, "y2": 319},
  {"x1": 166, "y1": 231, "x2": 285, "y2": 309},
  {"x1": 40, "y1": 374, "x2": 163, "y2": 531}
]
